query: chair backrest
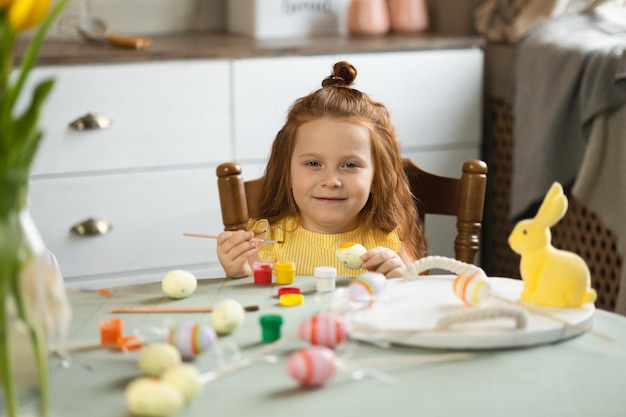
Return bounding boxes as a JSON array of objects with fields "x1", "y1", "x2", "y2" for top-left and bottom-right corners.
[{"x1": 216, "y1": 158, "x2": 487, "y2": 264}]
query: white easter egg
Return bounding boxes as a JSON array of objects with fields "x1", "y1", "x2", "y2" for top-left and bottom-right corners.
[
  {"x1": 211, "y1": 299, "x2": 245, "y2": 334},
  {"x1": 168, "y1": 322, "x2": 217, "y2": 360},
  {"x1": 161, "y1": 364, "x2": 203, "y2": 402},
  {"x1": 162, "y1": 270, "x2": 197, "y2": 299},
  {"x1": 336, "y1": 243, "x2": 367, "y2": 270},
  {"x1": 138, "y1": 342, "x2": 182, "y2": 377},
  {"x1": 126, "y1": 377, "x2": 185, "y2": 417},
  {"x1": 349, "y1": 271, "x2": 387, "y2": 306}
]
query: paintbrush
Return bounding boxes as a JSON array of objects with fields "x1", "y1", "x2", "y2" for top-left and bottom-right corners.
[
  {"x1": 183, "y1": 233, "x2": 281, "y2": 243},
  {"x1": 110, "y1": 305, "x2": 260, "y2": 313}
]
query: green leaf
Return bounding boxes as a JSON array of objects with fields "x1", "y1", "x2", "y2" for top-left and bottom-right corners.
[
  {"x1": 12, "y1": 78, "x2": 54, "y2": 168},
  {"x1": 6, "y1": 0, "x2": 68, "y2": 113},
  {"x1": 0, "y1": 17, "x2": 15, "y2": 152}
]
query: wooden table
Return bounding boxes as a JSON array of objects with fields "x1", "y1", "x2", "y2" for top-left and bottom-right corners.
[{"x1": 53, "y1": 276, "x2": 626, "y2": 417}]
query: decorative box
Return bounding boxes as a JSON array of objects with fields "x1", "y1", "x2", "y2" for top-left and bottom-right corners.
[{"x1": 227, "y1": 0, "x2": 351, "y2": 38}]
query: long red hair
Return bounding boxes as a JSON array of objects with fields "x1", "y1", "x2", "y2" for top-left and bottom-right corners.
[{"x1": 256, "y1": 61, "x2": 425, "y2": 261}]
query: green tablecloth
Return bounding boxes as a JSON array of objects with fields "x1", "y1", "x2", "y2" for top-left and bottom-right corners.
[{"x1": 53, "y1": 276, "x2": 626, "y2": 417}]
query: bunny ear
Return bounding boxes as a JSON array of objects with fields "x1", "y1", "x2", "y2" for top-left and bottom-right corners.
[
  {"x1": 535, "y1": 182, "x2": 568, "y2": 227},
  {"x1": 544, "y1": 182, "x2": 563, "y2": 202}
]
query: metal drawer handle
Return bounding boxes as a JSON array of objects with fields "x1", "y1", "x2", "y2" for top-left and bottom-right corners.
[
  {"x1": 70, "y1": 217, "x2": 112, "y2": 236},
  {"x1": 69, "y1": 113, "x2": 112, "y2": 130}
]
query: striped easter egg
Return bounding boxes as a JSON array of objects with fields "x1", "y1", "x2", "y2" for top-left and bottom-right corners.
[
  {"x1": 298, "y1": 314, "x2": 348, "y2": 348},
  {"x1": 168, "y1": 322, "x2": 217, "y2": 360},
  {"x1": 348, "y1": 271, "x2": 387, "y2": 306},
  {"x1": 286, "y1": 346, "x2": 337, "y2": 387},
  {"x1": 452, "y1": 272, "x2": 491, "y2": 306}
]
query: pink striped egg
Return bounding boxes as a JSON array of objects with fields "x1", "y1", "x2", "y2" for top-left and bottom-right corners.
[
  {"x1": 452, "y1": 272, "x2": 491, "y2": 306},
  {"x1": 298, "y1": 314, "x2": 348, "y2": 348},
  {"x1": 286, "y1": 346, "x2": 337, "y2": 387},
  {"x1": 168, "y1": 322, "x2": 217, "y2": 360},
  {"x1": 348, "y1": 272, "x2": 387, "y2": 306}
]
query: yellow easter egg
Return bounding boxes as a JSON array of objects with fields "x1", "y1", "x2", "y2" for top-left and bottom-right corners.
[
  {"x1": 126, "y1": 377, "x2": 185, "y2": 417},
  {"x1": 162, "y1": 269, "x2": 197, "y2": 299},
  {"x1": 336, "y1": 242, "x2": 367, "y2": 270},
  {"x1": 138, "y1": 342, "x2": 182, "y2": 377},
  {"x1": 161, "y1": 363, "x2": 203, "y2": 402},
  {"x1": 211, "y1": 299, "x2": 245, "y2": 334}
]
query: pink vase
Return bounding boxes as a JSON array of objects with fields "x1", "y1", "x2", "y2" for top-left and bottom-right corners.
[
  {"x1": 388, "y1": 0, "x2": 429, "y2": 33},
  {"x1": 347, "y1": 0, "x2": 390, "y2": 36}
]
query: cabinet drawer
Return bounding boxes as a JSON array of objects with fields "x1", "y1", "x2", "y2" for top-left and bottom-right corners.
[
  {"x1": 233, "y1": 49, "x2": 482, "y2": 160},
  {"x1": 28, "y1": 168, "x2": 224, "y2": 279},
  {"x1": 23, "y1": 60, "x2": 231, "y2": 176},
  {"x1": 341, "y1": 50, "x2": 483, "y2": 150},
  {"x1": 233, "y1": 55, "x2": 337, "y2": 161}
]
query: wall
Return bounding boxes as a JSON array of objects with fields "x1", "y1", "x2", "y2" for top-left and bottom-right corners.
[
  {"x1": 426, "y1": 0, "x2": 484, "y2": 35},
  {"x1": 50, "y1": 0, "x2": 226, "y2": 38},
  {"x1": 50, "y1": 0, "x2": 482, "y2": 39}
]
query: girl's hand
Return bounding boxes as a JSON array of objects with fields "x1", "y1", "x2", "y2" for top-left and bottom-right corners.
[
  {"x1": 360, "y1": 246, "x2": 409, "y2": 278},
  {"x1": 216, "y1": 230, "x2": 258, "y2": 278}
]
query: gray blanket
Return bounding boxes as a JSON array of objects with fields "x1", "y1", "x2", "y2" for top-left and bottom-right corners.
[
  {"x1": 511, "y1": 6, "x2": 626, "y2": 218},
  {"x1": 572, "y1": 104, "x2": 626, "y2": 315}
]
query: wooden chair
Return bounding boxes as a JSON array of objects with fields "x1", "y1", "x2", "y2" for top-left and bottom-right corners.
[{"x1": 216, "y1": 158, "x2": 488, "y2": 264}]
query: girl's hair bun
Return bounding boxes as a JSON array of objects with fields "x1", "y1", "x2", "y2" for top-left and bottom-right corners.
[{"x1": 322, "y1": 61, "x2": 357, "y2": 88}]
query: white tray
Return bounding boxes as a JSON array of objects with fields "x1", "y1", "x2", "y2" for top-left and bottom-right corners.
[{"x1": 344, "y1": 275, "x2": 595, "y2": 350}]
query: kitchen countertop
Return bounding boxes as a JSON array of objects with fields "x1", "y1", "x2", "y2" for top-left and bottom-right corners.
[{"x1": 16, "y1": 31, "x2": 484, "y2": 66}]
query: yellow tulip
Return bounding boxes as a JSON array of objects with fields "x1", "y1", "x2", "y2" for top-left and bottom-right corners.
[
  {"x1": 7, "y1": 0, "x2": 52, "y2": 32},
  {"x1": 0, "y1": 0, "x2": 15, "y2": 11}
]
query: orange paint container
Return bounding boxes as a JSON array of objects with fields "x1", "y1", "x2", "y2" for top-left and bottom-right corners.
[{"x1": 99, "y1": 317, "x2": 123, "y2": 345}]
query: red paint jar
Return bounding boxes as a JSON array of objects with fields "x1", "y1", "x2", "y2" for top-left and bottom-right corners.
[{"x1": 254, "y1": 262, "x2": 273, "y2": 284}]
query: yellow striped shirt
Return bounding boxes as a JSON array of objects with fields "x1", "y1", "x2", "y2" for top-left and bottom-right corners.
[{"x1": 250, "y1": 217, "x2": 401, "y2": 277}]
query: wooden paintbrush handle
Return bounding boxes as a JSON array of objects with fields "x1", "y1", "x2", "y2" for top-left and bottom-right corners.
[
  {"x1": 183, "y1": 233, "x2": 219, "y2": 239},
  {"x1": 182, "y1": 233, "x2": 280, "y2": 243},
  {"x1": 111, "y1": 305, "x2": 259, "y2": 313}
]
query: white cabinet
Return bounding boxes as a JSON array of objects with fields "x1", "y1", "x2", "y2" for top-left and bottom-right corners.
[
  {"x1": 233, "y1": 55, "x2": 340, "y2": 160},
  {"x1": 26, "y1": 60, "x2": 231, "y2": 176},
  {"x1": 29, "y1": 167, "x2": 224, "y2": 286},
  {"x1": 27, "y1": 60, "x2": 230, "y2": 288},
  {"x1": 232, "y1": 49, "x2": 483, "y2": 160},
  {"x1": 27, "y1": 47, "x2": 483, "y2": 287},
  {"x1": 345, "y1": 50, "x2": 483, "y2": 150}
]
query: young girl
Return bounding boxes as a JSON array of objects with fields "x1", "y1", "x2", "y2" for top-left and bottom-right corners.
[{"x1": 217, "y1": 61, "x2": 425, "y2": 278}]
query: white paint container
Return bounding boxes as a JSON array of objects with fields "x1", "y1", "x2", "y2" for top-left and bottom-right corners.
[{"x1": 314, "y1": 266, "x2": 337, "y2": 292}]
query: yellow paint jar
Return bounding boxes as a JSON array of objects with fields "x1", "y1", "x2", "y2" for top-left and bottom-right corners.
[{"x1": 275, "y1": 261, "x2": 295, "y2": 285}]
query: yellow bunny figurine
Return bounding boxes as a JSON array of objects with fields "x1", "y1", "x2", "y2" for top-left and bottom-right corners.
[{"x1": 508, "y1": 182, "x2": 596, "y2": 308}]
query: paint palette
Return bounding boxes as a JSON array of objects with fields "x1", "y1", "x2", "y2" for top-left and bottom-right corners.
[{"x1": 342, "y1": 275, "x2": 595, "y2": 350}]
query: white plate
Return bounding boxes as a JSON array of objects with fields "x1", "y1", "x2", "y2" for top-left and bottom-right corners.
[{"x1": 344, "y1": 275, "x2": 595, "y2": 350}]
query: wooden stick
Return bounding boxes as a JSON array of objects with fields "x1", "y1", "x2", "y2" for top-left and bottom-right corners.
[
  {"x1": 182, "y1": 232, "x2": 280, "y2": 243},
  {"x1": 200, "y1": 358, "x2": 253, "y2": 385},
  {"x1": 111, "y1": 305, "x2": 260, "y2": 313},
  {"x1": 183, "y1": 232, "x2": 220, "y2": 239},
  {"x1": 343, "y1": 352, "x2": 473, "y2": 369},
  {"x1": 59, "y1": 343, "x2": 118, "y2": 353},
  {"x1": 199, "y1": 330, "x2": 299, "y2": 385}
]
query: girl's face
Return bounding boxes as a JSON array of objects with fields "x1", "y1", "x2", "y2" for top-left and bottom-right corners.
[{"x1": 290, "y1": 118, "x2": 374, "y2": 233}]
